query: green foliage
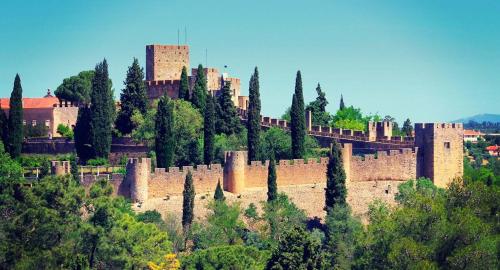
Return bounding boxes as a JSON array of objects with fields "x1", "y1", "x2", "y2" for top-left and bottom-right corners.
[
  {"x1": 74, "y1": 106, "x2": 93, "y2": 162},
  {"x1": 56, "y1": 123, "x2": 73, "y2": 139},
  {"x1": 339, "y1": 94, "x2": 345, "y2": 110},
  {"x1": 259, "y1": 127, "x2": 321, "y2": 161},
  {"x1": 89, "y1": 59, "x2": 114, "y2": 159},
  {"x1": 192, "y1": 200, "x2": 245, "y2": 249},
  {"x1": 306, "y1": 83, "x2": 331, "y2": 126},
  {"x1": 0, "y1": 103, "x2": 7, "y2": 145},
  {"x1": 262, "y1": 193, "x2": 307, "y2": 243},
  {"x1": 290, "y1": 70, "x2": 306, "y2": 159},
  {"x1": 55, "y1": 70, "x2": 94, "y2": 104},
  {"x1": 324, "y1": 205, "x2": 362, "y2": 269},
  {"x1": 191, "y1": 64, "x2": 207, "y2": 111},
  {"x1": 7, "y1": 74, "x2": 23, "y2": 158},
  {"x1": 86, "y1": 157, "x2": 109, "y2": 166},
  {"x1": 213, "y1": 131, "x2": 247, "y2": 164},
  {"x1": 402, "y1": 118, "x2": 413, "y2": 136},
  {"x1": 331, "y1": 105, "x2": 380, "y2": 131},
  {"x1": 115, "y1": 58, "x2": 148, "y2": 135},
  {"x1": 182, "y1": 245, "x2": 270, "y2": 270},
  {"x1": 23, "y1": 123, "x2": 49, "y2": 138},
  {"x1": 204, "y1": 94, "x2": 216, "y2": 165},
  {"x1": 266, "y1": 226, "x2": 326, "y2": 270},
  {"x1": 356, "y1": 178, "x2": 500, "y2": 269},
  {"x1": 135, "y1": 99, "x2": 203, "y2": 167},
  {"x1": 17, "y1": 154, "x2": 51, "y2": 178},
  {"x1": 247, "y1": 67, "x2": 261, "y2": 163},
  {"x1": 182, "y1": 171, "x2": 195, "y2": 231},
  {"x1": 155, "y1": 96, "x2": 175, "y2": 168},
  {"x1": 325, "y1": 142, "x2": 347, "y2": 212},
  {"x1": 214, "y1": 180, "x2": 225, "y2": 201},
  {"x1": 267, "y1": 158, "x2": 277, "y2": 202},
  {"x1": 137, "y1": 210, "x2": 164, "y2": 224},
  {"x1": 69, "y1": 153, "x2": 79, "y2": 182},
  {"x1": 178, "y1": 66, "x2": 190, "y2": 101},
  {"x1": 215, "y1": 81, "x2": 242, "y2": 135},
  {"x1": 244, "y1": 203, "x2": 259, "y2": 220}
]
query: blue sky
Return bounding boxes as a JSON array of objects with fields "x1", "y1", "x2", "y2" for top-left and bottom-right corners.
[{"x1": 0, "y1": 0, "x2": 499, "y2": 123}]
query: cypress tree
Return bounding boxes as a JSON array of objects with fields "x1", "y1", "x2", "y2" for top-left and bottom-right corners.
[
  {"x1": 402, "y1": 118, "x2": 413, "y2": 136},
  {"x1": 89, "y1": 59, "x2": 113, "y2": 159},
  {"x1": 214, "y1": 179, "x2": 225, "y2": 201},
  {"x1": 267, "y1": 157, "x2": 278, "y2": 202},
  {"x1": 182, "y1": 170, "x2": 195, "y2": 231},
  {"x1": 74, "y1": 106, "x2": 93, "y2": 162},
  {"x1": 115, "y1": 58, "x2": 148, "y2": 135},
  {"x1": 290, "y1": 94, "x2": 305, "y2": 159},
  {"x1": 155, "y1": 96, "x2": 175, "y2": 168},
  {"x1": 247, "y1": 67, "x2": 261, "y2": 164},
  {"x1": 339, "y1": 94, "x2": 345, "y2": 110},
  {"x1": 70, "y1": 153, "x2": 79, "y2": 183},
  {"x1": 0, "y1": 103, "x2": 7, "y2": 146},
  {"x1": 7, "y1": 74, "x2": 24, "y2": 158},
  {"x1": 178, "y1": 66, "x2": 190, "y2": 101},
  {"x1": 203, "y1": 94, "x2": 215, "y2": 165},
  {"x1": 325, "y1": 142, "x2": 347, "y2": 213},
  {"x1": 191, "y1": 64, "x2": 207, "y2": 111},
  {"x1": 215, "y1": 81, "x2": 242, "y2": 135},
  {"x1": 187, "y1": 139, "x2": 201, "y2": 165},
  {"x1": 290, "y1": 71, "x2": 305, "y2": 159}
]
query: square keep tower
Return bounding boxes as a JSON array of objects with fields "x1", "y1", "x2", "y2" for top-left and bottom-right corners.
[{"x1": 146, "y1": 45, "x2": 189, "y2": 81}]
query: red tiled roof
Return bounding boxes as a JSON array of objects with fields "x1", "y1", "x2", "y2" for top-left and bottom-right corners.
[
  {"x1": 486, "y1": 145, "x2": 499, "y2": 151},
  {"x1": 0, "y1": 97, "x2": 59, "y2": 109},
  {"x1": 464, "y1": 129, "x2": 483, "y2": 136}
]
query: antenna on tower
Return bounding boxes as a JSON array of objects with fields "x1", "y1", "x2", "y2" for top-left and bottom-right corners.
[
  {"x1": 177, "y1": 29, "x2": 180, "y2": 46},
  {"x1": 184, "y1": 27, "x2": 187, "y2": 44}
]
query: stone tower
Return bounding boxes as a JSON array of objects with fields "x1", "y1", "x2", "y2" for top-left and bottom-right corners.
[
  {"x1": 415, "y1": 123, "x2": 464, "y2": 188},
  {"x1": 146, "y1": 45, "x2": 189, "y2": 81},
  {"x1": 126, "y1": 158, "x2": 151, "y2": 202},
  {"x1": 223, "y1": 151, "x2": 247, "y2": 193}
]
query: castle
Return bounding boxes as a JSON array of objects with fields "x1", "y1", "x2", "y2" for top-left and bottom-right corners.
[
  {"x1": 145, "y1": 44, "x2": 248, "y2": 108},
  {"x1": 115, "y1": 123, "x2": 462, "y2": 203}
]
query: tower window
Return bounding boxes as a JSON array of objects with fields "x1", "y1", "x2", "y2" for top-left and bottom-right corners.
[{"x1": 444, "y1": 142, "x2": 450, "y2": 149}]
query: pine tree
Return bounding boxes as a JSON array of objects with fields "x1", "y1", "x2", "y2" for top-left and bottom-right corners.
[
  {"x1": 306, "y1": 83, "x2": 330, "y2": 126},
  {"x1": 215, "y1": 81, "x2": 242, "y2": 135},
  {"x1": 89, "y1": 59, "x2": 114, "y2": 159},
  {"x1": 290, "y1": 71, "x2": 305, "y2": 159},
  {"x1": 0, "y1": 102, "x2": 8, "y2": 146},
  {"x1": 214, "y1": 179, "x2": 225, "y2": 201},
  {"x1": 74, "y1": 106, "x2": 93, "y2": 162},
  {"x1": 115, "y1": 58, "x2": 148, "y2": 135},
  {"x1": 203, "y1": 94, "x2": 215, "y2": 165},
  {"x1": 155, "y1": 96, "x2": 175, "y2": 168},
  {"x1": 339, "y1": 94, "x2": 345, "y2": 110},
  {"x1": 182, "y1": 170, "x2": 195, "y2": 231},
  {"x1": 191, "y1": 64, "x2": 207, "y2": 111},
  {"x1": 267, "y1": 157, "x2": 278, "y2": 202},
  {"x1": 178, "y1": 66, "x2": 190, "y2": 101},
  {"x1": 247, "y1": 67, "x2": 261, "y2": 164},
  {"x1": 325, "y1": 142, "x2": 347, "y2": 213},
  {"x1": 402, "y1": 118, "x2": 413, "y2": 136},
  {"x1": 7, "y1": 74, "x2": 23, "y2": 158}
]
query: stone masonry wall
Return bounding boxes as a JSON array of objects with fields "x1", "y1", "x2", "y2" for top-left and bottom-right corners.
[
  {"x1": 148, "y1": 164, "x2": 223, "y2": 199},
  {"x1": 146, "y1": 45, "x2": 189, "y2": 81},
  {"x1": 350, "y1": 148, "x2": 417, "y2": 181}
]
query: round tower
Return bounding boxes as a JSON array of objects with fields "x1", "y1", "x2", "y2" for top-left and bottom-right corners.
[
  {"x1": 223, "y1": 151, "x2": 247, "y2": 193},
  {"x1": 127, "y1": 158, "x2": 151, "y2": 202}
]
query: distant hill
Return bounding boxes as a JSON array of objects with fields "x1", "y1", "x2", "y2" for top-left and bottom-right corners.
[{"x1": 453, "y1": 114, "x2": 500, "y2": 124}]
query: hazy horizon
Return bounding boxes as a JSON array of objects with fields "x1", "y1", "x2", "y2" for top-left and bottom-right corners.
[{"x1": 1, "y1": 0, "x2": 499, "y2": 124}]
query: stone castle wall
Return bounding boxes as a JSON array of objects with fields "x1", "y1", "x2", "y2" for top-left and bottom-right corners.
[
  {"x1": 125, "y1": 143, "x2": 425, "y2": 201},
  {"x1": 146, "y1": 45, "x2": 189, "y2": 81},
  {"x1": 415, "y1": 123, "x2": 464, "y2": 188},
  {"x1": 350, "y1": 148, "x2": 417, "y2": 181},
  {"x1": 148, "y1": 164, "x2": 223, "y2": 199}
]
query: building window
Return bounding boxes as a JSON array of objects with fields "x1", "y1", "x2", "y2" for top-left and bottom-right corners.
[
  {"x1": 444, "y1": 142, "x2": 450, "y2": 149},
  {"x1": 23, "y1": 120, "x2": 26, "y2": 126},
  {"x1": 32, "y1": 120, "x2": 37, "y2": 126},
  {"x1": 45, "y1": 120, "x2": 50, "y2": 127}
]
